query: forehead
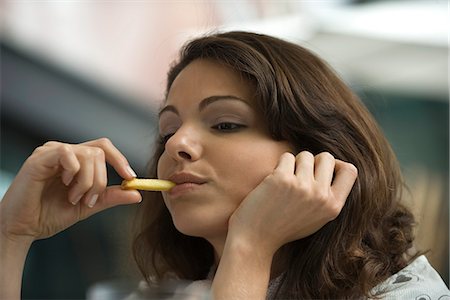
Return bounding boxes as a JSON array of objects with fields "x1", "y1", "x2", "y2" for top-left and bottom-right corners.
[{"x1": 165, "y1": 59, "x2": 254, "y2": 106}]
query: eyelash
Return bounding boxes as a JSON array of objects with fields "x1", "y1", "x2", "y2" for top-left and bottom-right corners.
[
  {"x1": 212, "y1": 122, "x2": 246, "y2": 132},
  {"x1": 158, "y1": 122, "x2": 246, "y2": 146}
]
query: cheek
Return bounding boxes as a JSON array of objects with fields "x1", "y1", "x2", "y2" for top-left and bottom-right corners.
[
  {"x1": 156, "y1": 153, "x2": 168, "y2": 179},
  {"x1": 215, "y1": 141, "x2": 290, "y2": 201}
]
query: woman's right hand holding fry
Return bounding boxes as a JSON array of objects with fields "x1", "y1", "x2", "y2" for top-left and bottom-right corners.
[
  {"x1": 0, "y1": 138, "x2": 142, "y2": 299},
  {"x1": 0, "y1": 138, "x2": 142, "y2": 243}
]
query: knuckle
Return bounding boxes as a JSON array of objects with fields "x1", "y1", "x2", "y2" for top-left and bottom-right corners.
[
  {"x1": 344, "y1": 163, "x2": 358, "y2": 177},
  {"x1": 296, "y1": 150, "x2": 314, "y2": 160},
  {"x1": 43, "y1": 141, "x2": 59, "y2": 147},
  {"x1": 315, "y1": 189, "x2": 330, "y2": 203},
  {"x1": 281, "y1": 152, "x2": 295, "y2": 160},
  {"x1": 267, "y1": 173, "x2": 296, "y2": 190},
  {"x1": 80, "y1": 147, "x2": 102, "y2": 159},
  {"x1": 327, "y1": 203, "x2": 343, "y2": 220},
  {"x1": 32, "y1": 145, "x2": 45, "y2": 155},
  {"x1": 294, "y1": 181, "x2": 310, "y2": 194},
  {"x1": 79, "y1": 147, "x2": 93, "y2": 158},
  {"x1": 71, "y1": 163, "x2": 81, "y2": 173},
  {"x1": 98, "y1": 177, "x2": 108, "y2": 189},
  {"x1": 276, "y1": 173, "x2": 296, "y2": 187},
  {"x1": 58, "y1": 144, "x2": 72, "y2": 156},
  {"x1": 96, "y1": 171, "x2": 108, "y2": 187},
  {"x1": 317, "y1": 151, "x2": 334, "y2": 161},
  {"x1": 97, "y1": 137, "x2": 112, "y2": 147},
  {"x1": 92, "y1": 147, "x2": 105, "y2": 159}
]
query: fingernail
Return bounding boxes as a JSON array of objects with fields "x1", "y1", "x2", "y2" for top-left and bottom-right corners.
[
  {"x1": 71, "y1": 194, "x2": 82, "y2": 205},
  {"x1": 126, "y1": 165, "x2": 137, "y2": 178},
  {"x1": 88, "y1": 194, "x2": 98, "y2": 208}
]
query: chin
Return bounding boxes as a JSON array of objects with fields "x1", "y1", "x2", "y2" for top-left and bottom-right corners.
[{"x1": 172, "y1": 214, "x2": 229, "y2": 238}]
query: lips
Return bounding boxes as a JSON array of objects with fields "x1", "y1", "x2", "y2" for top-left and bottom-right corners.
[
  {"x1": 168, "y1": 172, "x2": 207, "y2": 185},
  {"x1": 166, "y1": 172, "x2": 207, "y2": 197}
]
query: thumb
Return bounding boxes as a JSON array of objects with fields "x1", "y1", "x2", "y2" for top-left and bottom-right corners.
[{"x1": 82, "y1": 186, "x2": 142, "y2": 217}]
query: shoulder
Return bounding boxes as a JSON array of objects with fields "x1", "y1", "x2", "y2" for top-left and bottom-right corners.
[{"x1": 371, "y1": 255, "x2": 450, "y2": 299}]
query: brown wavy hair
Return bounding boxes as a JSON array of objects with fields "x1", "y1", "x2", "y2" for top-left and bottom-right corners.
[{"x1": 132, "y1": 31, "x2": 419, "y2": 298}]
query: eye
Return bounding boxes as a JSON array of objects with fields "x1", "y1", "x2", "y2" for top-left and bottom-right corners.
[{"x1": 212, "y1": 122, "x2": 246, "y2": 131}]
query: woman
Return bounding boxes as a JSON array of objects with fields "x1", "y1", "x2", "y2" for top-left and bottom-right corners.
[
  {"x1": 131, "y1": 31, "x2": 449, "y2": 299},
  {"x1": 1, "y1": 31, "x2": 448, "y2": 299}
]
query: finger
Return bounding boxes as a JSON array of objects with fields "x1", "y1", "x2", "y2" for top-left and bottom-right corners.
[
  {"x1": 79, "y1": 186, "x2": 142, "y2": 218},
  {"x1": 313, "y1": 152, "x2": 335, "y2": 187},
  {"x1": 59, "y1": 149, "x2": 81, "y2": 186},
  {"x1": 67, "y1": 152, "x2": 95, "y2": 205},
  {"x1": 273, "y1": 152, "x2": 296, "y2": 176},
  {"x1": 295, "y1": 151, "x2": 314, "y2": 182},
  {"x1": 331, "y1": 160, "x2": 358, "y2": 202},
  {"x1": 82, "y1": 138, "x2": 137, "y2": 180},
  {"x1": 83, "y1": 148, "x2": 108, "y2": 208},
  {"x1": 28, "y1": 143, "x2": 81, "y2": 182}
]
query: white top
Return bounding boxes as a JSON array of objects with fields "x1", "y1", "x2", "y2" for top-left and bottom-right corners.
[
  {"x1": 370, "y1": 255, "x2": 450, "y2": 299},
  {"x1": 124, "y1": 255, "x2": 449, "y2": 299}
]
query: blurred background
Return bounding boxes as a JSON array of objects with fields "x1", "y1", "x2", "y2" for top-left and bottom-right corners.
[{"x1": 0, "y1": 0, "x2": 448, "y2": 298}]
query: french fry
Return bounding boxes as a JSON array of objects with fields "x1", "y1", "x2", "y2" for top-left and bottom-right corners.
[{"x1": 121, "y1": 178, "x2": 176, "y2": 191}]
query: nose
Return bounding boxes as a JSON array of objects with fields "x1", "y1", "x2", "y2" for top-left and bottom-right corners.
[{"x1": 165, "y1": 125, "x2": 202, "y2": 162}]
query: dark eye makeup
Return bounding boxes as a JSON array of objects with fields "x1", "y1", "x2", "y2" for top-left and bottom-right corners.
[{"x1": 212, "y1": 122, "x2": 247, "y2": 132}]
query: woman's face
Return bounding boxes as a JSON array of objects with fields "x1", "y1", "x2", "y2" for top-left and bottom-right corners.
[{"x1": 157, "y1": 59, "x2": 291, "y2": 245}]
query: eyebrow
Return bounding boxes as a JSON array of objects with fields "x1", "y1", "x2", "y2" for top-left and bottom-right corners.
[{"x1": 158, "y1": 95, "x2": 249, "y2": 117}]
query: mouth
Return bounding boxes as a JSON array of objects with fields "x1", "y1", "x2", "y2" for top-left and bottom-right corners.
[
  {"x1": 166, "y1": 172, "x2": 207, "y2": 197},
  {"x1": 168, "y1": 172, "x2": 208, "y2": 185}
]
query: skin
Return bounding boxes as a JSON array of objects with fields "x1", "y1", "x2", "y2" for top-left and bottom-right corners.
[
  {"x1": 0, "y1": 59, "x2": 357, "y2": 300},
  {"x1": 158, "y1": 59, "x2": 359, "y2": 299},
  {"x1": 158, "y1": 59, "x2": 293, "y2": 255},
  {"x1": 0, "y1": 138, "x2": 141, "y2": 299}
]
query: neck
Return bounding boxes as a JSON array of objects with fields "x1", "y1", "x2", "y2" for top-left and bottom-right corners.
[
  {"x1": 206, "y1": 235, "x2": 226, "y2": 267},
  {"x1": 207, "y1": 235, "x2": 285, "y2": 281}
]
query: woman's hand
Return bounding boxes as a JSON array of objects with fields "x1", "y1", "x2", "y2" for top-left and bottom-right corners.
[
  {"x1": 228, "y1": 151, "x2": 358, "y2": 256},
  {"x1": 0, "y1": 138, "x2": 142, "y2": 243},
  {"x1": 213, "y1": 152, "x2": 357, "y2": 299}
]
